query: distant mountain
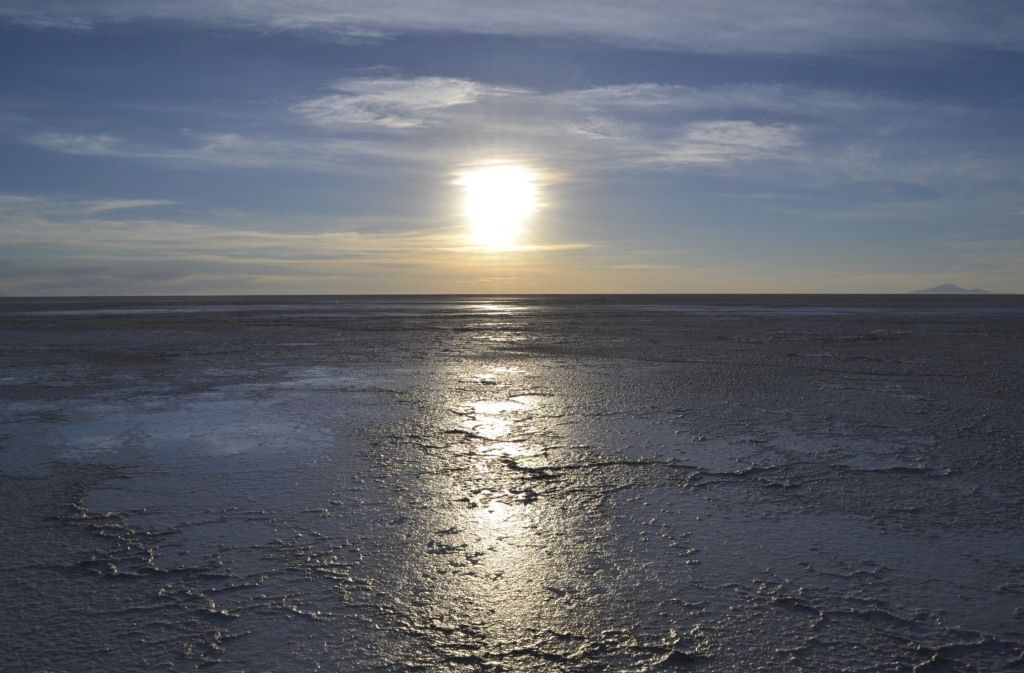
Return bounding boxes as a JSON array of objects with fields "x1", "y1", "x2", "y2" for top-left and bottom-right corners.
[{"x1": 911, "y1": 283, "x2": 990, "y2": 295}]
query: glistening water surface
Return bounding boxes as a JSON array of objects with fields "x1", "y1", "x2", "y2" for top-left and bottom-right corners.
[{"x1": 1, "y1": 295, "x2": 1022, "y2": 671}]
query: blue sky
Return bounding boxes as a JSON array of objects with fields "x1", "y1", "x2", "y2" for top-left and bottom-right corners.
[{"x1": 1, "y1": 1, "x2": 1022, "y2": 295}]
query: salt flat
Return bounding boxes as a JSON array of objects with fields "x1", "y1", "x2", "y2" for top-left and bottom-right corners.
[{"x1": 1, "y1": 295, "x2": 1022, "y2": 672}]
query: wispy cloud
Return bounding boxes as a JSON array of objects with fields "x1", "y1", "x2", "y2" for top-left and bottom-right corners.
[
  {"x1": 0, "y1": 193, "x2": 172, "y2": 218},
  {"x1": 82, "y1": 199, "x2": 175, "y2": 213},
  {"x1": 288, "y1": 78, "x2": 812, "y2": 170},
  {"x1": 0, "y1": 193, "x2": 598, "y2": 263},
  {"x1": 610, "y1": 263, "x2": 678, "y2": 270},
  {"x1": 292, "y1": 77, "x2": 524, "y2": 129},
  {"x1": 17, "y1": 75, "x2": 1017, "y2": 190},
  {"x1": 557, "y1": 83, "x2": 938, "y2": 118},
  {"x1": 30, "y1": 132, "x2": 120, "y2": 155},
  {"x1": 0, "y1": 192, "x2": 603, "y2": 294},
  {"x1": 2, "y1": 1, "x2": 1022, "y2": 54},
  {"x1": 2, "y1": 190, "x2": 1018, "y2": 295},
  {"x1": 0, "y1": 193, "x2": 438, "y2": 253},
  {"x1": 651, "y1": 121, "x2": 802, "y2": 166},
  {"x1": 23, "y1": 129, "x2": 425, "y2": 173},
  {"x1": 28, "y1": 80, "x2": 817, "y2": 172}
]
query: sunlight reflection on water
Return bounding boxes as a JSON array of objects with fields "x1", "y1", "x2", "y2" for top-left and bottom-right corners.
[
  {"x1": 463, "y1": 302, "x2": 527, "y2": 314},
  {"x1": 7, "y1": 296, "x2": 1023, "y2": 671},
  {"x1": 387, "y1": 351, "x2": 602, "y2": 669}
]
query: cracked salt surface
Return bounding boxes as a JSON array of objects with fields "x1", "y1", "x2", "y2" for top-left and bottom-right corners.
[{"x1": 1, "y1": 295, "x2": 1023, "y2": 672}]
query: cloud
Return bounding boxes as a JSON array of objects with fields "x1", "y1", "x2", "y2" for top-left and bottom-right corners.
[
  {"x1": 82, "y1": 199, "x2": 175, "y2": 213},
  {"x1": 611, "y1": 263, "x2": 677, "y2": 270},
  {"x1": 653, "y1": 121, "x2": 803, "y2": 166},
  {"x1": 566, "y1": 116, "x2": 643, "y2": 142},
  {"x1": 288, "y1": 77, "x2": 811, "y2": 168},
  {"x1": 0, "y1": 193, "x2": 591, "y2": 264},
  {"x1": 0, "y1": 194, "x2": 171, "y2": 219},
  {"x1": 0, "y1": 192, "x2": 454, "y2": 295},
  {"x1": 292, "y1": 77, "x2": 524, "y2": 129},
  {"x1": 2, "y1": 1, "x2": 1022, "y2": 54},
  {"x1": 557, "y1": 83, "x2": 938, "y2": 120},
  {"x1": 29, "y1": 132, "x2": 119, "y2": 155},
  {"x1": 31, "y1": 80, "x2": 817, "y2": 173},
  {"x1": 0, "y1": 192, "x2": 605, "y2": 295},
  {"x1": 18, "y1": 75, "x2": 1012, "y2": 189},
  {"x1": 0, "y1": 193, "x2": 428, "y2": 252},
  {"x1": 24, "y1": 127, "x2": 423, "y2": 173}
]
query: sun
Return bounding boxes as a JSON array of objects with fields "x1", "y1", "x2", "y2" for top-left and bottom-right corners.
[{"x1": 456, "y1": 164, "x2": 539, "y2": 247}]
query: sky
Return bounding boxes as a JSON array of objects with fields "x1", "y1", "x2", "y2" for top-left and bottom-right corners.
[{"x1": 1, "y1": 1, "x2": 1023, "y2": 295}]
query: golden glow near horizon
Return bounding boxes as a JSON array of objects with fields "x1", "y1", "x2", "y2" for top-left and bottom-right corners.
[{"x1": 456, "y1": 164, "x2": 540, "y2": 248}]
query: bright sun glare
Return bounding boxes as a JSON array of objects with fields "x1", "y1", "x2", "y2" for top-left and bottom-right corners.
[{"x1": 456, "y1": 164, "x2": 539, "y2": 247}]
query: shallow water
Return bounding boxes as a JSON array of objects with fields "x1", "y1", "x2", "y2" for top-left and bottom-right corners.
[{"x1": 1, "y1": 295, "x2": 1022, "y2": 672}]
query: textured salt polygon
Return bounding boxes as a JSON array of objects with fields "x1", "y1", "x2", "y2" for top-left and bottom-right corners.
[{"x1": 1, "y1": 295, "x2": 1022, "y2": 672}]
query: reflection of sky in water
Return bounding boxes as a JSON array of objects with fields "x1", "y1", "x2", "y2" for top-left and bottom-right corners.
[
  {"x1": 56, "y1": 399, "x2": 325, "y2": 465},
  {"x1": 37, "y1": 367, "x2": 377, "y2": 469}
]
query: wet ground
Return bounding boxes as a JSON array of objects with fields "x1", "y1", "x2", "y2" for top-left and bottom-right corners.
[{"x1": 1, "y1": 295, "x2": 1023, "y2": 672}]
